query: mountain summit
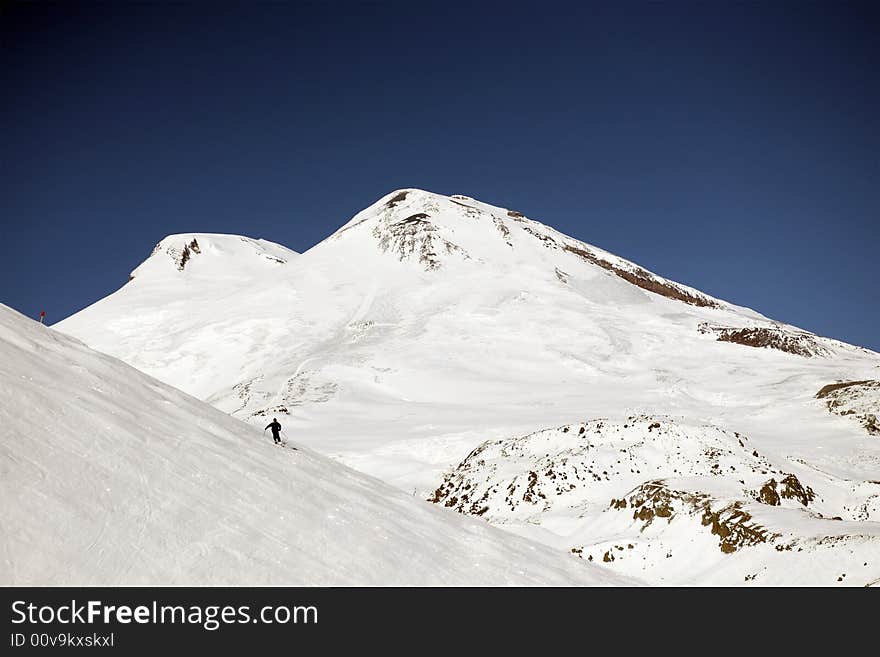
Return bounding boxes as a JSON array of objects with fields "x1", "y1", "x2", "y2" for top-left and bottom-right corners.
[
  {"x1": 316, "y1": 188, "x2": 723, "y2": 309},
  {"x1": 129, "y1": 233, "x2": 297, "y2": 281}
]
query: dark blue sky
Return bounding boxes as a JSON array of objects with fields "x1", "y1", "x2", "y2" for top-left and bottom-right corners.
[{"x1": 2, "y1": 2, "x2": 878, "y2": 349}]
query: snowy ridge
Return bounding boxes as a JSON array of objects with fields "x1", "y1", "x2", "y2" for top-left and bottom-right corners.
[
  {"x1": 325, "y1": 188, "x2": 725, "y2": 307},
  {"x1": 131, "y1": 233, "x2": 297, "y2": 281},
  {"x1": 0, "y1": 304, "x2": 633, "y2": 585}
]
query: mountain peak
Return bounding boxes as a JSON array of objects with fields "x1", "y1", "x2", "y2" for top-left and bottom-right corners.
[
  {"x1": 129, "y1": 233, "x2": 298, "y2": 282},
  {"x1": 318, "y1": 189, "x2": 724, "y2": 309},
  {"x1": 322, "y1": 188, "x2": 535, "y2": 269}
]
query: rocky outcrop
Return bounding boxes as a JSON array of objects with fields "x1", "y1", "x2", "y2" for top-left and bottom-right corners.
[
  {"x1": 755, "y1": 474, "x2": 816, "y2": 507},
  {"x1": 372, "y1": 213, "x2": 469, "y2": 270},
  {"x1": 611, "y1": 480, "x2": 778, "y2": 554},
  {"x1": 817, "y1": 380, "x2": 880, "y2": 435},
  {"x1": 428, "y1": 416, "x2": 792, "y2": 522},
  {"x1": 698, "y1": 323, "x2": 831, "y2": 357},
  {"x1": 564, "y1": 245, "x2": 719, "y2": 307}
]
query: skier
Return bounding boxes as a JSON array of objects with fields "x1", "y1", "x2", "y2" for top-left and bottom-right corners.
[{"x1": 264, "y1": 417, "x2": 282, "y2": 445}]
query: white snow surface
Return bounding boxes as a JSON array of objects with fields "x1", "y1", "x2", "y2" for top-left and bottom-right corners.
[
  {"x1": 54, "y1": 188, "x2": 880, "y2": 585},
  {"x1": 0, "y1": 304, "x2": 633, "y2": 585}
]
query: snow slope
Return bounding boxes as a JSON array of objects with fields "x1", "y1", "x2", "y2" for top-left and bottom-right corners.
[
  {"x1": 0, "y1": 304, "x2": 632, "y2": 585},
  {"x1": 54, "y1": 188, "x2": 880, "y2": 585}
]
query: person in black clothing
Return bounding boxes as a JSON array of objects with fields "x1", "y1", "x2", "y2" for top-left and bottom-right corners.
[{"x1": 264, "y1": 417, "x2": 282, "y2": 444}]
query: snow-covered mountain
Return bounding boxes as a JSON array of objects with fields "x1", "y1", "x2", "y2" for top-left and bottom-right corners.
[
  {"x1": 0, "y1": 303, "x2": 632, "y2": 585},
  {"x1": 55, "y1": 188, "x2": 880, "y2": 585}
]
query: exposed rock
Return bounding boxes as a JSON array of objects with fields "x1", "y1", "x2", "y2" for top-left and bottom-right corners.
[
  {"x1": 625, "y1": 480, "x2": 696, "y2": 527},
  {"x1": 779, "y1": 474, "x2": 816, "y2": 506},
  {"x1": 428, "y1": 416, "x2": 783, "y2": 520},
  {"x1": 564, "y1": 245, "x2": 719, "y2": 307},
  {"x1": 373, "y1": 213, "x2": 469, "y2": 270},
  {"x1": 617, "y1": 480, "x2": 777, "y2": 553},
  {"x1": 493, "y1": 216, "x2": 512, "y2": 245},
  {"x1": 755, "y1": 474, "x2": 815, "y2": 507},
  {"x1": 251, "y1": 405, "x2": 290, "y2": 417},
  {"x1": 521, "y1": 225, "x2": 558, "y2": 249},
  {"x1": 816, "y1": 380, "x2": 880, "y2": 435},
  {"x1": 700, "y1": 502, "x2": 776, "y2": 553},
  {"x1": 168, "y1": 238, "x2": 202, "y2": 271},
  {"x1": 385, "y1": 190, "x2": 409, "y2": 208},
  {"x1": 816, "y1": 380, "x2": 874, "y2": 398},
  {"x1": 699, "y1": 323, "x2": 830, "y2": 357},
  {"x1": 758, "y1": 480, "x2": 781, "y2": 506}
]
